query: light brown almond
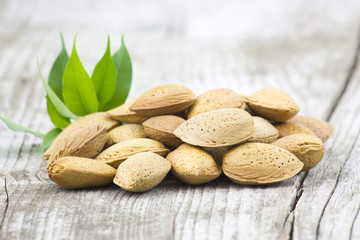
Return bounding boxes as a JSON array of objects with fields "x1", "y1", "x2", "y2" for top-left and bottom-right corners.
[
  {"x1": 106, "y1": 124, "x2": 146, "y2": 147},
  {"x1": 223, "y1": 143, "x2": 303, "y2": 185},
  {"x1": 247, "y1": 87, "x2": 300, "y2": 122},
  {"x1": 289, "y1": 115, "x2": 334, "y2": 142},
  {"x1": 129, "y1": 84, "x2": 195, "y2": 116},
  {"x1": 272, "y1": 134, "x2": 325, "y2": 171},
  {"x1": 187, "y1": 88, "x2": 246, "y2": 119},
  {"x1": 107, "y1": 99, "x2": 149, "y2": 123},
  {"x1": 95, "y1": 138, "x2": 169, "y2": 168},
  {"x1": 203, "y1": 146, "x2": 231, "y2": 163},
  {"x1": 248, "y1": 116, "x2": 279, "y2": 143},
  {"x1": 142, "y1": 115, "x2": 185, "y2": 148},
  {"x1": 48, "y1": 124, "x2": 107, "y2": 167},
  {"x1": 166, "y1": 144, "x2": 222, "y2": 185},
  {"x1": 274, "y1": 121, "x2": 315, "y2": 138},
  {"x1": 43, "y1": 112, "x2": 119, "y2": 160},
  {"x1": 113, "y1": 152, "x2": 171, "y2": 192},
  {"x1": 174, "y1": 108, "x2": 254, "y2": 147},
  {"x1": 48, "y1": 157, "x2": 116, "y2": 189}
]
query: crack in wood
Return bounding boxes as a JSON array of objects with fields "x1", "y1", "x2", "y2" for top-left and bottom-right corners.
[
  {"x1": 0, "y1": 178, "x2": 9, "y2": 232},
  {"x1": 315, "y1": 135, "x2": 359, "y2": 240},
  {"x1": 349, "y1": 201, "x2": 360, "y2": 240}
]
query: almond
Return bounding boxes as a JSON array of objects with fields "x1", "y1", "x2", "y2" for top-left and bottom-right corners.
[
  {"x1": 48, "y1": 157, "x2": 116, "y2": 189},
  {"x1": 223, "y1": 143, "x2": 303, "y2": 185},
  {"x1": 106, "y1": 124, "x2": 146, "y2": 147},
  {"x1": 166, "y1": 144, "x2": 221, "y2": 185},
  {"x1": 48, "y1": 124, "x2": 107, "y2": 167},
  {"x1": 95, "y1": 138, "x2": 169, "y2": 168},
  {"x1": 129, "y1": 84, "x2": 195, "y2": 116},
  {"x1": 272, "y1": 134, "x2": 325, "y2": 171},
  {"x1": 247, "y1": 87, "x2": 300, "y2": 122},
  {"x1": 142, "y1": 115, "x2": 185, "y2": 148},
  {"x1": 113, "y1": 152, "x2": 171, "y2": 192},
  {"x1": 174, "y1": 108, "x2": 254, "y2": 147},
  {"x1": 273, "y1": 121, "x2": 314, "y2": 138},
  {"x1": 107, "y1": 99, "x2": 149, "y2": 123},
  {"x1": 187, "y1": 88, "x2": 246, "y2": 119},
  {"x1": 289, "y1": 115, "x2": 334, "y2": 142},
  {"x1": 43, "y1": 112, "x2": 119, "y2": 160},
  {"x1": 248, "y1": 116, "x2": 279, "y2": 143}
]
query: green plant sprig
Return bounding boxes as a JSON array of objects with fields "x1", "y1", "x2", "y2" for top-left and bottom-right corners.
[{"x1": 0, "y1": 33, "x2": 132, "y2": 154}]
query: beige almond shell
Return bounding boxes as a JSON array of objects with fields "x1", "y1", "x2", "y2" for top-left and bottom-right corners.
[
  {"x1": 187, "y1": 88, "x2": 246, "y2": 119},
  {"x1": 129, "y1": 84, "x2": 195, "y2": 116},
  {"x1": 107, "y1": 99, "x2": 149, "y2": 123},
  {"x1": 248, "y1": 116, "x2": 279, "y2": 143},
  {"x1": 106, "y1": 124, "x2": 146, "y2": 147},
  {"x1": 95, "y1": 138, "x2": 169, "y2": 168},
  {"x1": 203, "y1": 146, "x2": 231, "y2": 163},
  {"x1": 142, "y1": 115, "x2": 185, "y2": 148},
  {"x1": 223, "y1": 143, "x2": 303, "y2": 185},
  {"x1": 113, "y1": 152, "x2": 171, "y2": 192},
  {"x1": 166, "y1": 144, "x2": 222, "y2": 185},
  {"x1": 48, "y1": 124, "x2": 107, "y2": 167},
  {"x1": 289, "y1": 115, "x2": 334, "y2": 142},
  {"x1": 48, "y1": 157, "x2": 116, "y2": 189},
  {"x1": 174, "y1": 108, "x2": 254, "y2": 147},
  {"x1": 247, "y1": 87, "x2": 300, "y2": 122},
  {"x1": 271, "y1": 134, "x2": 325, "y2": 171},
  {"x1": 274, "y1": 122, "x2": 315, "y2": 138},
  {"x1": 43, "y1": 112, "x2": 119, "y2": 160}
]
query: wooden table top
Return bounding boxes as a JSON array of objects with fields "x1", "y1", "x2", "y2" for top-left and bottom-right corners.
[{"x1": 1, "y1": 0, "x2": 360, "y2": 239}]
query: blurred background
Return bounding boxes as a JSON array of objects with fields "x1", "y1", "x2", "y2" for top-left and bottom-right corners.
[{"x1": 0, "y1": 0, "x2": 360, "y2": 120}]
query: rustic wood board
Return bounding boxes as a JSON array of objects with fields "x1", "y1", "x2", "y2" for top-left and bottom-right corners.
[{"x1": 1, "y1": 0, "x2": 360, "y2": 239}]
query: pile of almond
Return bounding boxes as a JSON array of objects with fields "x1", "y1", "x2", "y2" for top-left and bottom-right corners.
[{"x1": 44, "y1": 85, "x2": 333, "y2": 192}]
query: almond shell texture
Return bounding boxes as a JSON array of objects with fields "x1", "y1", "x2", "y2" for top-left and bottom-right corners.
[
  {"x1": 174, "y1": 108, "x2": 254, "y2": 147},
  {"x1": 223, "y1": 142, "x2": 303, "y2": 185}
]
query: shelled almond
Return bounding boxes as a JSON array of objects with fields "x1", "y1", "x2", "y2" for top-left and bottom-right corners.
[{"x1": 44, "y1": 85, "x2": 334, "y2": 191}]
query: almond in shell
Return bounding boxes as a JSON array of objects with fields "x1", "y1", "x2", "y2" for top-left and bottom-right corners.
[
  {"x1": 223, "y1": 143, "x2": 303, "y2": 185},
  {"x1": 274, "y1": 121, "x2": 314, "y2": 138},
  {"x1": 113, "y1": 152, "x2": 171, "y2": 192},
  {"x1": 43, "y1": 112, "x2": 119, "y2": 160},
  {"x1": 107, "y1": 99, "x2": 149, "y2": 124},
  {"x1": 142, "y1": 115, "x2": 185, "y2": 148},
  {"x1": 289, "y1": 115, "x2": 334, "y2": 142},
  {"x1": 106, "y1": 124, "x2": 146, "y2": 147},
  {"x1": 187, "y1": 88, "x2": 246, "y2": 119},
  {"x1": 248, "y1": 116, "x2": 279, "y2": 143},
  {"x1": 166, "y1": 144, "x2": 222, "y2": 185},
  {"x1": 247, "y1": 87, "x2": 300, "y2": 122},
  {"x1": 174, "y1": 108, "x2": 254, "y2": 147},
  {"x1": 129, "y1": 84, "x2": 195, "y2": 116},
  {"x1": 48, "y1": 124, "x2": 107, "y2": 167},
  {"x1": 48, "y1": 157, "x2": 116, "y2": 189},
  {"x1": 272, "y1": 134, "x2": 325, "y2": 171},
  {"x1": 95, "y1": 138, "x2": 169, "y2": 168}
]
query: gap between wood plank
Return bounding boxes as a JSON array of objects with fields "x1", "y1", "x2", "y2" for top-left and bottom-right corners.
[{"x1": 286, "y1": 27, "x2": 360, "y2": 240}]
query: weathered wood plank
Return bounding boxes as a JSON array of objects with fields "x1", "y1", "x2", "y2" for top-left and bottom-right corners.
[
  {"x1": 292, "y1": 46, "x2": 360, "y2": 240},
  {"x1": 1, "y1": 0, "x2": 360, "y2": 240}
]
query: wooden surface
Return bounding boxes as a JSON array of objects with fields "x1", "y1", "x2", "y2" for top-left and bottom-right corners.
[{"x1": 1, "y1": 0, "x2": 360, "y2": 239}]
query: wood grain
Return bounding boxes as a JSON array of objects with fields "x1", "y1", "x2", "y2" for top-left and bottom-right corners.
[{"x1": 1, "y1": 0, "x2": 360, "y2": 239}]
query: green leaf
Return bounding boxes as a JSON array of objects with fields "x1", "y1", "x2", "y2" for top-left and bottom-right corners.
[
  {"x1": 38, "y1": 61, "x2": 79, "y2": 120},
  {"x1": 63, "y1": 35, "x2": 99, "y2": 115},
  {"x1": 91, "y1": 36, "x2": 117, "y2": 110},
  {"x1": 0, "y1": 115, "x2": 44, "y2": 138},
  {"x1": 48, "y1": 33, "x2": 69, "y2": 101},
  {"x1": 46, "y1": 96, "x2": 70, "y2": 129},
  {"x1": 103, "y1": 35, "x2": 132, "y2": 111},
  {"x1": 38, "y1": 128, "x2": 62, "y2": 155}
]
